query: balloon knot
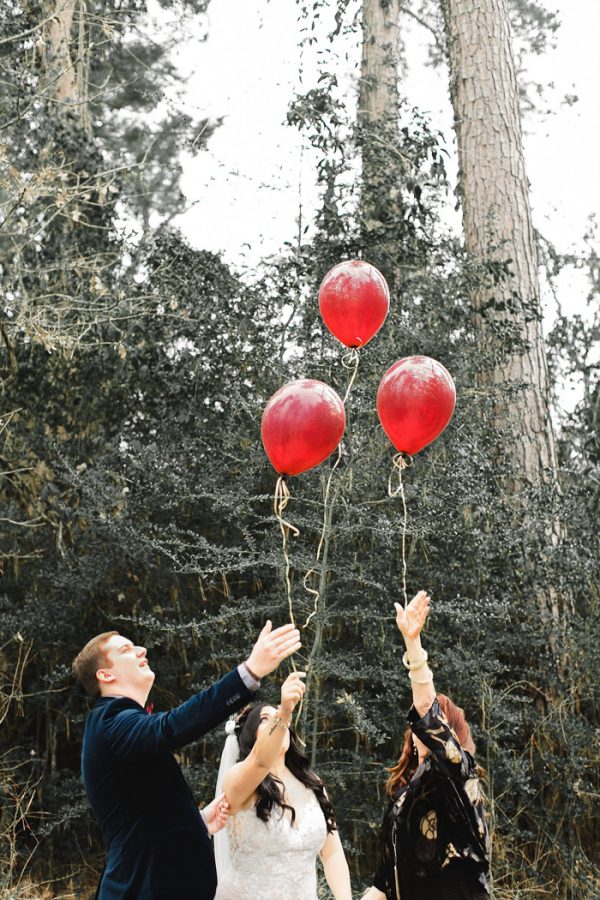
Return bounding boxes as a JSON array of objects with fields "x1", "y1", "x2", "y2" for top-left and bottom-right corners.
[
  {"x1": 342, "y1": 347, "x2": 361, "y2": 369},
  {"x1": 392, "y1": 451, "x2": 413, "y2": 472}
]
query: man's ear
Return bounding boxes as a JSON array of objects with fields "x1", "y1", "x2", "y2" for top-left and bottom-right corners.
[{"x1": 96, "y1": 668, "x2": 116, "y2": 685}]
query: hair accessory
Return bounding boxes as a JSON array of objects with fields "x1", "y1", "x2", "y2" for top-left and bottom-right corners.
[{"x1": 233, "y1": 704, "x2": 253, "y2": 735}]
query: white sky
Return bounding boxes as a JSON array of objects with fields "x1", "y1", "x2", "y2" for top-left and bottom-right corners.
[
  {"x1": 158, "y1": 0, "x2": 599, "y2": 409},
  {"x1": 170, "y1": 1, "x2": 316, "y2": 268},
  {"x1": 170, "y1": 0, "x2": 598, "y2": 266}
]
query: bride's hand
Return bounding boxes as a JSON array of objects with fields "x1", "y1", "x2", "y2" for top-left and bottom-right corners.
[
  {"x1": 201, "y1": 793, "x2": 229, "y2": 835},
  {"x1": 279, "y1": 671, "x2": 306, "y2": 718},
  {"x1": 394, "y1": 590, "x2": 430, "y2": 641}
]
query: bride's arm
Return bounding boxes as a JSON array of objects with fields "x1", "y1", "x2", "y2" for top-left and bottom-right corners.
[
  {"x1": 320, "y1": 830, "x2": 352, "y2": 900},
  {"x1": 223, "y1": 671, "x2": 305, "y2": 814}
]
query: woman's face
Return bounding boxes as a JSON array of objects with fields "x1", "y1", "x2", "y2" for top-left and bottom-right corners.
[{"x1": 257, "y1": 705, "x2": 291, "y2": 755}]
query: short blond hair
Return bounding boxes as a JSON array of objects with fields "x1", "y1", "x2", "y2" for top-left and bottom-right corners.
[{"x1": 72, "y1": 631, "x2": 119, "y2": 697}]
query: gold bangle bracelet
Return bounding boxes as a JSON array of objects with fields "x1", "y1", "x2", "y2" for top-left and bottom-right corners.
[{"x1": 402, "y1": 649, "x2": 428, "y2": 671}]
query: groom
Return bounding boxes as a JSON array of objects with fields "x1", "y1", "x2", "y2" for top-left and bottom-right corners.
[{"x1": 73, "y1": 621, "x2": 300, "y2": 899}]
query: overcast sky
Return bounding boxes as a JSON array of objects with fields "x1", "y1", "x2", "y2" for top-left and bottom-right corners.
[{"x1": 159, "y1": 0, "x2": 598, "y2": 405}]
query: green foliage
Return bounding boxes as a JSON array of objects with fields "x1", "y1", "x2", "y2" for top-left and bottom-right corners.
[{"x1": 1, "y1": 2, "x2": 599, "y2": 899}]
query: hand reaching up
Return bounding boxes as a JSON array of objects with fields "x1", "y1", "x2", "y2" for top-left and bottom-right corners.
[
  {"x1": 279, "y1": 671, "x2": 306, "y2": 719},
  {"x1": 394, "y1": 590, "x2": 431, "y2": 642},
  {"x1": 245, "y1": 621, "x2": 301, "y2": 679}
]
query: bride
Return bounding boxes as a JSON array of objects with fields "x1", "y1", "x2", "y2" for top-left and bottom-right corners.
[{"x1": 214, "y1": 671, "x2": 352, "y2": 900}]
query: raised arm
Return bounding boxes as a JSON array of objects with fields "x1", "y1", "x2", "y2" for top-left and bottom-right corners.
[
  {"x1": 105, "y1": 622, "x2": 301, "y2": 758},
  {"x1": 223, "y1": 671, "x2": 305, "y2": 814},
  {"x1": 104, "y1": 667, "x2": 253, "y2": 757},
  {"x1": 394, "y1": 589, "x2": 435, "y2": 716},
  {"x1": 396, "y1": 593, "x2": 478, "y2": 782}
]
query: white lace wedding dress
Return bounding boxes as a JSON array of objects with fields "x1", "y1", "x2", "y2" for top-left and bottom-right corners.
[{"x1": 214, "y1": 785, "x2": 328, "y2": 900}]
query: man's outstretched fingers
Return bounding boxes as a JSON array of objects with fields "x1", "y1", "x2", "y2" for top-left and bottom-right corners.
[
  {"x1": 279, "y1": 640, "x2": 302, "y2": 659},
  {"x1": 274, "y1": 630, "x2": 300, "y2": 647},
  {"x1": 271, "y1": 627, "x2": 300, "y2": 647},
  {"x1": 273, "y1": 638, "x2": 301, "y2": 658},
  {"x1": 269, "y1": 623, "x2": 297, "y2": 640}
]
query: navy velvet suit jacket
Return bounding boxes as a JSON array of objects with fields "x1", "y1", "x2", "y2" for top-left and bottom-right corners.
[{"x1": 82, "y1": 668, "x2": 252, "y2": 899}]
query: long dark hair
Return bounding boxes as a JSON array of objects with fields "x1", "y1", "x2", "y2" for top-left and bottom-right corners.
[{"x1": 236, "y1": 703, "x2": 336, "y2": 833}]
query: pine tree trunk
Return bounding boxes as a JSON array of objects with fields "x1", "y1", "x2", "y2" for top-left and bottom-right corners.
[
  {"x1": 442, "y1": 0, "x2": 558, "y2": 488},
  {"x1": 358, "y1": 0, "x2": 402, "y2": 258},
  {"x1": 42, "y1": 0, "x2": 90, "y2": 132},
  {"x1": 43, "y1": 0, "x2": 79, "y2": 103},
  {"x1": 358, "y1": 0, "x2": 401, "y2": 125}
]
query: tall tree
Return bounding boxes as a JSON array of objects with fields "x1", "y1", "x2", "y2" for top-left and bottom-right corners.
[
  {"x1": 358, "y1": 0, "x2": 401, "y2": 126},
  {"x1": 442, "y1": 0, "x2": 558, "y2": 488},
  {"x1": 357, "y1": 0, "x2": 402, "y2": 242}
]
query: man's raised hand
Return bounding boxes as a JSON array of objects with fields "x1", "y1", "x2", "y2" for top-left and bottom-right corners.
[{"x1": 245, "y1": 621, "x2": 301, "y2": 679}]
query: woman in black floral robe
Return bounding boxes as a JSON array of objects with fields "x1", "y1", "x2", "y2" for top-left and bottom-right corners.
[{"x1": 363, "y1": 590, "x2": 490, "y2": 900}]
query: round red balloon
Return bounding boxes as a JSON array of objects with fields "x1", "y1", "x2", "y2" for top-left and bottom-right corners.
[
  {"x1": 377, "y1": 356, "x2": 456, "y2": 455},
  {"x1": 318, "y1": 260, "x2": 389, "y2": 348},
  {"x1": 261, "y1": 380, "x2": 346, "y2": 476}
]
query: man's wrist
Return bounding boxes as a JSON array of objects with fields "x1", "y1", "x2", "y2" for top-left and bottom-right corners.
[
  {"x1": 238, "y1": 661, "x2": 262, "y2": 691},
  {"x1": 243, "y1": 660, "x2": 261, "y2": 681}
]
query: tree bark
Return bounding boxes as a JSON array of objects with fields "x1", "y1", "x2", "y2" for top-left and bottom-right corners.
[
  {"x1": 358, "y1": 0, "x2": 401, "y2": 125},
  {"x1": 358, "y1": 0, "x2": 403, "y2": 261},
  {"x1": 42, "y1": 0, "x2": 91, "y2": 133},
  {"x1": 442, "y1": 0, "x2": 558, "y2": 488},
  {"x1": 43, "y1": 0, "x2": 79, "y2": 103}
]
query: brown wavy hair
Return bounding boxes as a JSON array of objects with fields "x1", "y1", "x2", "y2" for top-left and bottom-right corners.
[{"x1": 386, "y1": 693, "x2": 477, "y2": 796}]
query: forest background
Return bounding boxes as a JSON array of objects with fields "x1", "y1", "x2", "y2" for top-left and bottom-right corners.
[{"x1": 0, "y1": 0, "x2": 598, "y2": 898}]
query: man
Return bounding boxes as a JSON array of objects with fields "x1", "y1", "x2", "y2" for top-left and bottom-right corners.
[{"x1": 73, "y1": 621, "x2": 300, "y2": 899}]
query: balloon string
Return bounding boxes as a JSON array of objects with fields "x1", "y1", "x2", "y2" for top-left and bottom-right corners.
[
  {"x1": 340, "y1": 347, "x2": 360, "y2": 403},
  {"x1": 303, "y1": 349, "x2": 360, "y2": 629},
  {"x1": 274, "y1": 477, "x2": 300, "y2": 636},
  {"x1": 388, "y1": 452, "x2": 413, "y2": 608}
]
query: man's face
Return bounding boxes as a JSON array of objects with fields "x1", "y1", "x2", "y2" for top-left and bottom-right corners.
[{"x1": 97, "y1": 634, "x2": 155, "y2": 695}]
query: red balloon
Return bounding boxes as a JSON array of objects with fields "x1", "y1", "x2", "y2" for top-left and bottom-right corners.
[
  {"x1": 261, "y1": 380, "x2": 346, "y2": 476},
  {"x1": 377, "y1": 356, "x2": 456, "y2": 455},
  {"x1": 318, "y1": 260, "x2": 390, "y2": 348}
]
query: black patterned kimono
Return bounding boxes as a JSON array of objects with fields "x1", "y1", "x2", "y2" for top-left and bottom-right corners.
[{"x1": 373, "y1": 698, "x2": 490, "y2": 900}]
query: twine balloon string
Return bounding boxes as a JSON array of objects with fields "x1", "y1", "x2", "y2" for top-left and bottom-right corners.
[
  {"x1": 387, "y1": 452, "x2": 413, "y2": 609},
  {"x1": 274, "y1": 475, "x2": 300, "y2": 630},
  {"x1": 340, "y1": 346, "x2": 361, "y2": 401},
  {"x1": 302, "y1": 348, "x2": 360, "y2": 629},
  {"x1": 273, "y1": 476, "x2": 300, "y2": 674}
]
